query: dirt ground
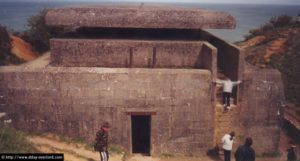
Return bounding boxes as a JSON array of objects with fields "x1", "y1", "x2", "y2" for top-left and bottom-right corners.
[
  {"x1": 10, "y1": 35, "x2": 40, "y2": 61},
  {"x1": 27, "y1": 131, "x2": 299, "y2": 161}
]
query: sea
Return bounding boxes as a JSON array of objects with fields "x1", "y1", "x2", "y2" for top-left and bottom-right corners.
[{"x1": 1, "y1": 0, "x2": 300, "y2": 42}]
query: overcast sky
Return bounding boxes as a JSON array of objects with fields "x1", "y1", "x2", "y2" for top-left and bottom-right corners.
[
  {"x1": 2, "y1": 0, "x2": 300, "y2": 5},
  {"x1": 65, "y1": 0, "x2": 300, "y2": 5},
  {"x1": 3, "y1": 0, "x2": 300, "y2": 5}
]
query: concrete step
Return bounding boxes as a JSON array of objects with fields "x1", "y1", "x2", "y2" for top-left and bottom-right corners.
[{"x1": 215, "y1": 106, "x2": 238, "y2": 115}]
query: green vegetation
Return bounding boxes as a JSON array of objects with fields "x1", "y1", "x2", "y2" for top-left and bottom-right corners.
[
  {"x1": 58, "y1": 134, "x2": 87, "y2": 144},
  {"x1": 244, "y1": 14, "x2": 298, "y2": 41},
  {"x1": 0, "y1": 25, "x2": 24, "y2": 65},
  {"x1": 160, "y1": 153, "x2": 175, "y2": 158},
  {"x1": 109, "y1": 144, "x2": 124, "y2": 154},
  {"x1": 21, "y1": 8, "x2": 67, "y2": 54},
  {"x1": 270, "y1": 33, "x2": 300, "y2": 106},
  {"x1": 55, "y1": 133, "x2": 126, "y2": 155},
  {"x1": 185, "y1": 153, "x2": 194, "y2": 157},
  {"x1": 0, "y1": 8, "x2": 68, "y2": 65},
  {"x1": 0, "y1": 125, "x2": 39, "y2": 153},
  {"x1": 243, "y1": 14, "x2": 300, "y2": 106},
  {"x1": 0, "y1": 25, "x2": 11, "y2": 65},
  {"x1": 51, "y1": 133, "x2": 95, "y2": 151},
  {"x1": 108, "y1": 144, "x2": 127, "y2": 161}
]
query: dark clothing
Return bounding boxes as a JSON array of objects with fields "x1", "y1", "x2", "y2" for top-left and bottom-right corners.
[
  {"x1": 224, "y1": 149, "x2": 231, "y2": 161},
  {"x1": 287, "y1": 147, "x2": 297, "y2": 161},
  {"x1": 223, "y1": 92, "x2": 231, "y2": 107},
  {"x1": 94, "y1": 128, "x2": 108, "y2": 152},
  {"x1": 100, "y1": 151, "x2": 109, "y2": 161},
  {"x1": 235, "y1": 145, "x2": 255, "y2": 161}
]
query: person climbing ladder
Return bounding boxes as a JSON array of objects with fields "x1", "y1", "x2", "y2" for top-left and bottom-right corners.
[{"x1": 215, "y1": 78, "x2": 242, "y2": 111}]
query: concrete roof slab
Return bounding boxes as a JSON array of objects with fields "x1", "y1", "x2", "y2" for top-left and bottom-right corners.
[{"x1": 45, "y1": 4, "x2": 236, "y2": 29}]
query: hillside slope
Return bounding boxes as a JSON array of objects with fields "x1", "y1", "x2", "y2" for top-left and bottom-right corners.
[
  {"x1": 237, "y1": 24, "x2": 300, "y2": 106},
  {"x1": 0, "y1": 34, "x2": 40, "y2": 66},
  {"x1": 10, "y1": 35, "x2": 40, "y2": 61},
  {"x1": 237, "y1": 22, "x2": 300, "y2": 145}
]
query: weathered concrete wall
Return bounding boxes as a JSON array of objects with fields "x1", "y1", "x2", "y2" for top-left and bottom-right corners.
[
  {"x1": 199, "y1": 30, "x2": 244, "y2": 81},
  {"x1": 201, "y1": 42, "x2": 217, "y2": 82},
  {"x1": 199, "y1": 29, "x2": 244, "y2": 104},
  {"x1": 239, "y1": 65, "x2": 285, "y2": 154},
  {"x1": 0, "y1": 66, "x2": 214, "y2": 155},
  {"x1": 50, "y1": 39, "x2": 208, "y2": 69}
]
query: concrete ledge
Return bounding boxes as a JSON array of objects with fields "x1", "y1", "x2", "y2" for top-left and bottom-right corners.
[
  {"x1": 0, "y1": 66, "x2": 211, "y2": 76},
  {"x1": 46, "y1": 4, "x2": 236, "y2": 29},
  {"x1": 50, "y1": 39, "x2": 207, "y2": 68}
]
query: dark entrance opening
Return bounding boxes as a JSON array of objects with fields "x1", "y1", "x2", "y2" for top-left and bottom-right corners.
[{"x1": 131, "y1": 115, "x2": 151, "y2": 155}]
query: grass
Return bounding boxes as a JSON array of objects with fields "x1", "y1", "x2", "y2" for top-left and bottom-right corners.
[
  {"x1": 0, "y1": 124, "x2": 39, "y2": 153},
  {"x1": 0, "y1": 124, "x2": 125, "y2": 156},
  {"x1": 54, "y1": 133, "x2": 95, "y2": 151},
  {"x1": 36, "y1": 143, "x2": 96, "y2": 161},
  {"x1": 109, "y1": 144, "x2": 124, "y2": 154},
  {"x1": 55, "y1": 133, "x2": 126, "y2": 156},
  {"x1": 185, "y1": 153, "x2": 194, "y2": 157},
  {"x1": 108, "y1": 144, "x2": 127, "y2": 161},
  {"x1": 160, "y1": 153, "x2": 175, "y2": 159}
]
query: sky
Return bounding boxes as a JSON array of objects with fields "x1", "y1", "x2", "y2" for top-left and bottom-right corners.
[
  {"x1": 54, "y1": 0, "x2": 300, "y2": 5},
  {"x1": 3, "y1": 0, "x2": 300, "y2": 5}
]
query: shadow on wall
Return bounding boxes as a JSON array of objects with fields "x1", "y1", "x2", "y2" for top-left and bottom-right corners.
[
  {"x1": 206, "y1": 146, "x2": 222, "y2": 161},
  {"x1": 282, "y1": 120, "x2": 300, "y2": 144}
]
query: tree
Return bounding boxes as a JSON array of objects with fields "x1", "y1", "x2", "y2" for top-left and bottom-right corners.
[
  {"x1": 0, "y1": 25, "x2": 24, "y2": 65},
  {"x1": 24, "y1": 8, "x2": 66, "y2": 54},
  {"x1": 0, "y1": 25, "x2": 12, "y2": 65},
  {"x1": 269, "y1": 14, "x2": 293, "y2": 28}
]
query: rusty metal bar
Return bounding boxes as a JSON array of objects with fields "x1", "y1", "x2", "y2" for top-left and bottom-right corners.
[
  {"x1": 129, "y1": 47, "x2": 133, "y2": 68},
  {"x1": 152, "y1": 47, "x2": 156, "y2": 68}
]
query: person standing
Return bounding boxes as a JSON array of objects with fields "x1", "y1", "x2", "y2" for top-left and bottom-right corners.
[
  {"x1": 216, "y1": 78, "x2": 242, "y2": 110},
  {"x1": 235, "y1": 137, "x2": 255, "y2": 161},
  {"x1": 94, "y1": 122, "x2": 110, "y2": 161},
  {"x1": 287, "y1": 141, "x2": 297, "y2": 161},
  {"x1": 222, "y1": 131, "x2": 235, "y2": 161}
]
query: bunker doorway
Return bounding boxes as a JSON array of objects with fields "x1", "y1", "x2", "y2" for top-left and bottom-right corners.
[{"x1": 131, "y1": 115, "x2": 151, "y2": 155}]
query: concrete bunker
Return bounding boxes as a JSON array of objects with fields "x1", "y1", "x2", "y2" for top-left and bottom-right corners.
[{"x1": 0, "y1": 4, "x2": 285, "y2": 156}]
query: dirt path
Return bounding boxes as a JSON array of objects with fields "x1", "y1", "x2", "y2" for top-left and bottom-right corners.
[
  {"x1": 237, "y1": 36, "x2": 266, "y2": 48},
  {"x1": 27, "y1": 131, "x2": 295, "y2": 161},
  {"x1": 264, "y1": 35, "x2": 289, "y2": 62},
  {"x1": 21, "y1": 51, "x2": 50, "y2": 69},
  {"x1": 28, "y1": 134, "x2": 123, "y2": 161},
  {"x1": 10, "y1": 35, "x2": 40, "y2": 61}
]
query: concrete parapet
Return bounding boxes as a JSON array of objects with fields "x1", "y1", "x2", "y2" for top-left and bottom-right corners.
[
  {"x1": 50, "y1": 39, "x2": 210, "y2": 68},
  {"x1": 201, "y1": 42, "x2": 217, "y2": 82}
]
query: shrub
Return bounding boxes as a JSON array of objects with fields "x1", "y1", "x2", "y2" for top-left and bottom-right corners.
[
  {"x1": 244, "y1": 14, "x2": 294, "y2": 40},
  {"x1": 0, "y1": 125, "x2": 38, "y2": 153},
  {"x1": 270, "y1": 14, "x2": 293, "y2": 28},
  {"x1": 24, "y1": 8, "x2": 66, "y2": 54},
  {"x1": 0, "y1": 25, "x2": 24, "y2": 65},
  {"x1": 0, "y1": 25, "x2": 12, "y2": 65},
  {"x1": 270, "y1": 33, "x2": 300, "y2": 106}
]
